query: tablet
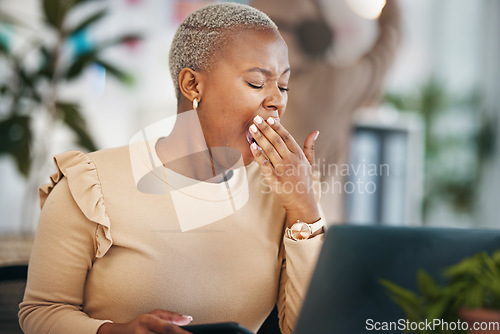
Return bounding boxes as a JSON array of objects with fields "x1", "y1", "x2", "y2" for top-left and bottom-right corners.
[{"x1": 181, "y1": 322, "x2": 253, "y2": 334}]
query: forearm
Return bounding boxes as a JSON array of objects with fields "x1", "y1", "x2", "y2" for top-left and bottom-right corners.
[
  {"x1": 285, "y1": 203, "x2": 321, "y2": 228},
  {"x1": 97, "y1": 322, "x2": 120, "y2": 334},
  {"x1": 277, "y1": 233, "x2": 325, "y2": 333},
  {"x1": 367, "y1": 0, "x2": 402, "y2": 68},
  {"x1": 19, "y1": 301, "x2": 110, "y2": 334},
  {"x1": 350, "y1": 0, "x2": 402, "y2": 105},
  {"x1": 378, "y1": 0, "x2": 402, "y2": 31}
]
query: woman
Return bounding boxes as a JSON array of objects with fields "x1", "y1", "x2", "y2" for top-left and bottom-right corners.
[{"x1": 19, "y1": 3, "x2": 325, "y2": 334}]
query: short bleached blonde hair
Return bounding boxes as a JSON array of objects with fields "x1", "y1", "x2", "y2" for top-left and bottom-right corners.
[{"x1": 169, "y1": 2, "x2": 277, "y2": 96}]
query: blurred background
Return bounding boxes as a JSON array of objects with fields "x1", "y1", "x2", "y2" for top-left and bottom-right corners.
[{"x1": 0, "y1": 0, "x2": 498, "y2": 240}]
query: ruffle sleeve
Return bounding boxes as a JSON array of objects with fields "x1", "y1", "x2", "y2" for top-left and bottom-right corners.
[{"x1": 39, "y1": 151, "x2": 112, "y2": 258}]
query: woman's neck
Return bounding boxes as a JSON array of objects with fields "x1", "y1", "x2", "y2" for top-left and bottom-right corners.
[{"x1": 155, "y1": 109, "x2": 235, "y2": 182}]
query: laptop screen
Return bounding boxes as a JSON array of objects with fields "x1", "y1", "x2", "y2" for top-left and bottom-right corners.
[{"x1": 294, "y1": 225, "x2": 500, "y2": 334}]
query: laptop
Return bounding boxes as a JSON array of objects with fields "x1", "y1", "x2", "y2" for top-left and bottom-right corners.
[{"x1": 294, "y1": 225, "x2": 500, "y2": 334}]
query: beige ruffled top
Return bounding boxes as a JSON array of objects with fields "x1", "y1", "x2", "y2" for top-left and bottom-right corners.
[
  {"x1": 39, "y1": 151, "x2": 112, "y2": 258},
  {"x1": 20, "y1": 146, "x2": 324, "y2": 334}
]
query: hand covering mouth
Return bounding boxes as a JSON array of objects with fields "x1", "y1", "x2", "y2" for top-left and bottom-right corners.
[{"x1": 245, "y1": 116, "x2": 280, "y2": 145}]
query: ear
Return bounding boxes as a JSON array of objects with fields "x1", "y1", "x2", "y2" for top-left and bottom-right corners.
[{"x1": 178, "y1": 68, "x2": 204, "y2": 104}]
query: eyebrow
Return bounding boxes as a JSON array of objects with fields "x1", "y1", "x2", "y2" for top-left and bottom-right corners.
[{"x1": 246, "y1": 67, "x2": 291, "y2": 76}]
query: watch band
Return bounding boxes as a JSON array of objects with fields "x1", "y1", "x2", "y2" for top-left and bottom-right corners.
[{"x1": 308, "y1": 219, "x2": 324, "y2": 234}]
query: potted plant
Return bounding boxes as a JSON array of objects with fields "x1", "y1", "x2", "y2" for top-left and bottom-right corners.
[
  {"x1": 381, "y1": 250, "x2": 500, "y2": 334},
  {"x1": 0, "y1": 0, "x2": 139, "y2": 231},
  {"x1": 0, "y1": 0, "x2": 139, "y2": 175}
]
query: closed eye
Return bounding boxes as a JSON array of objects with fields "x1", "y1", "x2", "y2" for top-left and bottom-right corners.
[
  {"x1": 247, "y1": 83, "x2": 263, "y2": 89},
  {"x1": 279, "y1": 87, "x2": 289, "y2": 92}
]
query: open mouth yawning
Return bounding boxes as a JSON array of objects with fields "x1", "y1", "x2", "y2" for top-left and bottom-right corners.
[{"x1": 246, "y1": 130, "x2": 256, "y2": 145}]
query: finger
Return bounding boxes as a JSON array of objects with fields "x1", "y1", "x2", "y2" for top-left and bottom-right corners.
[
  {"x1": 150, "y1": 310, "x2": 193, "y2": 326},
  {"x1": 303, "y1": 131, "x2": 319, "y2": 166},
  {"x1": 263, "y1": 116, "x2": 302, "y2": 154},
  {"x1": 252, "y1": 115, "x2": 290, "y2": 158},
  {"x1": 140, "y1": 314, "x2": 192, "y2": 334},
  {"x1": 249, "y1": 123, "x2": 283, "y2": 168},
  {"x1": 250, "y1": 141, "x2": 276, "y2": 180}
]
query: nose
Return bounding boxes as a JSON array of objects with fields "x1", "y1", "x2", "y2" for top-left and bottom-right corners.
[{"x1": 263, "y1": 85, "x2": 287, "y2": 117}]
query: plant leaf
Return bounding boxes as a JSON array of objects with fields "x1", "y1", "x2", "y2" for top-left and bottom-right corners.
[
  {"x1": 0, "y1": 84, "x2": 9, "y2": 95},
  {"x1": 381, "y1": 279, "x2": 421, "y2": 304},
  {"x1": 417, "y1": 270, "x2": 440, "y2": 300},
  {"x1": 463, "y1": 284, "x2": 484, "y2": 309},
  {"x1": 64, "y1": 50, "x2": 98, "y2": 80},
  {"x1": 493, "y1": 250, "x2": 500, "y2": 266},
  {"x1": 38, "y1": 46, "x2": 55, "y2": 79},
  {"x1": 42, "y1": 0, "x2": 65, "y2": 29},
  {"x1": 484, "y1": 255, "x2": 498, "y2": 273},
  {"x1": 380, "y1": 279, "x2": 423, "y2": 322},
  {"x1": 63, "y1": 33, "x2": 141, "y2": 81},
  {"x1": 67, "y1": 9, "x2": 108, "y2": 37},
  {"x1": 0, "y1": 115, "x2": 32, "y2": 177},
  {"x1": 72, "y1": 0, "x2": 101, "y2": 7},
  {"x1": 56, "y1": 102, "x2": 97, "y2": 152},
  {"x1": 16, "y1": 65, "x2": 42, "y2": 102},
  {"x1": 94, "y1": 59, "x2": 133, "y2": 85},
  {"x1": 427, "y1": 296, "x2": 455, "y2": 322},
  {"x1": 444, "y1": 255, "x2": 482, "y2": 278},
  {"x1": 0, "y1": 37, "x2": 9, "y2": 54},
  {"x1": 97, "y1": 34, "x2": 142, "y2": 50}
]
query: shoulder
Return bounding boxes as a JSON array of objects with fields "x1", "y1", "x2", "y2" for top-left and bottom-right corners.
[
  {"x1": 40, "y1": 146, "x2": 131, "y2": 203},
  {"x1": 63, "y1": 145, "x2": 133, "y2": 186},
  {"x1": 46, "y1": 145, "x2": 130, "y2": 181},
  {"x1": 39, "y1": 146, "x2": 132, "y2": 258},
  {"x1": 87, "y1": 145, "x2": 130, "y2": 166}
]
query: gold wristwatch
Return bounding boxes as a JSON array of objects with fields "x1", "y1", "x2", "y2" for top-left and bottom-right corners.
[{"x1": 285, "y1": 219, "x2": 323, "y2": 241}]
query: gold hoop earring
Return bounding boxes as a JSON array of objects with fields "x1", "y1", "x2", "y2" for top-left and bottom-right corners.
[{"x1": 193, "y1": 98, "x2": 199, "y2": 110}]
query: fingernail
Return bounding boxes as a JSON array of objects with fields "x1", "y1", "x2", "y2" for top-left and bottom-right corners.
[
  {"x1": 314, "y1": 131, "x2": 320, "y2": 141},
  {"x1": 170, "y1": 315, "x2": 193, "y2": 326},
  {"x1": 267, "y1": 117, "x2": 275, "y2": 125},
  {"x1": 254, "y1": 115, "x2": 263, "y2": 124},
  {"x1": 250, "y1": 124, "x2": 258, "y2": 133},
  {"x1": 251, "y1": 142, "x2": 257, "y2": 150}
]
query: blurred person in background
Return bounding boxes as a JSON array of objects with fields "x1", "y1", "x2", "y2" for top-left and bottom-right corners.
[{"x1": 251, "y1": 0, "x2": 401, "y2": 224}]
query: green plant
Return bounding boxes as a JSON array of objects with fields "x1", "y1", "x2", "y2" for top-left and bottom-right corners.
[
  {"x1": 385, "y1": 79, "x2": 495, "y2": 221},
  {"x1": 380, "y1": 250, "x2": 500, "y2": 334},
  {"x1": 0, "y1": 0, "x2": 139, "y2": 176}
]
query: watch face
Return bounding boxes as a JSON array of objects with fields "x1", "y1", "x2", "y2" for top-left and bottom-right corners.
[{"x1": 291, "y1": 222, "x2": 312, "y2": 241}]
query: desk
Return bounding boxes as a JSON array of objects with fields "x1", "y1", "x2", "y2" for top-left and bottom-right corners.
[{"x1": 0, "y1": 235, "x2": 33, "y2": 267}]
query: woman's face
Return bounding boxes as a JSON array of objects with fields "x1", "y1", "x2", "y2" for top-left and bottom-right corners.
[{"x1": 196, "y1": 28, "x2": 290, "y2": 166}]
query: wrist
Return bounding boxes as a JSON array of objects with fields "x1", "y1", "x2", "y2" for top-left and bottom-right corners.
[
  {"x1": 97, "y1": 323, "x2": 110, "y2": 334},
  {"x1": 97, "y1": 322, "x2": 118, "y2": 334},
  {"x1": 285, "y1": 206, "x2": 320, "y2": 228}
]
